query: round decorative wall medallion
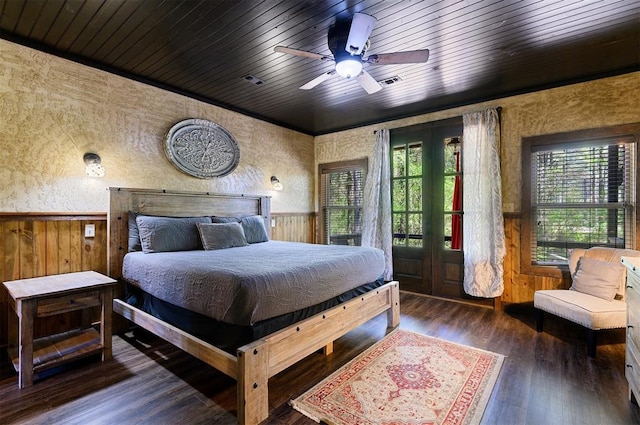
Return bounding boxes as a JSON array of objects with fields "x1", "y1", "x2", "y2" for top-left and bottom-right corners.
[{"x1": 164, "y1": 119, "x2": 240, "y2": 178}]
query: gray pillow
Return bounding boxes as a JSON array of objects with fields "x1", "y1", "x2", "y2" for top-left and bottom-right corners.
[
  {"x1": 136, "y1": 215, "x2": 212, "y2": 253},
  {"x1": 128, "y1": 211, "x2": 142, "y2": 252},
  {"x1": 197, "y1": 222, "x2": 249, "y2": 250},
  {"x1": 211, "y1": 216, "x2": 241, "y2": 223},
  {"x1": 241, "y1": 215, "x2": 269, "y2": 243}
]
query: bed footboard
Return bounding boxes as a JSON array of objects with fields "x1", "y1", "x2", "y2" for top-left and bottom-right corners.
[{"x1": 113, "y1": 281, "x2": 399, "y2": 425}]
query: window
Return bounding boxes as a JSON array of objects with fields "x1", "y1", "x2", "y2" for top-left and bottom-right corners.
[
  {"x1": 444, "y1": 137, "x2": 462, "y2": 250},
  {"x1": 391, "y1": 141, "x2": 423, "y2": 247},
  {"x1": 319, "y1": 159, "x2": 367, "y2": 245},
  {"x1": 522, "y1": 124, "x2": 639, "y2": 273}
]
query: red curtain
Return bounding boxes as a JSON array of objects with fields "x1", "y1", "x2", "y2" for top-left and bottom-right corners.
[{"x1": 451, "y1": 151, "x2": 462, "y2": 249}]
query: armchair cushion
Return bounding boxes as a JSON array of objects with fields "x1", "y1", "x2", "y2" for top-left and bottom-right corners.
[
  {"x1": 570, "y1": 257, "x2": 625, "y2": 301},
  {"x1": 534, "y1": 289, "x2": 626, "y2": 330}
]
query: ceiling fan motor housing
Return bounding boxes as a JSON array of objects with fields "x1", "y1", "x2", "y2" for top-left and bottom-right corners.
[
  {"x1": 328, "y1": 19, "x2": 361, "y2": 62},
  {"x1": 328, "y1": 18, "x2": 367, "y2": 78}
]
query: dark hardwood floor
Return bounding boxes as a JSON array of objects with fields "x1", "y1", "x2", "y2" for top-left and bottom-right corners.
[{"x1": 1, "y1": 292, "x2": 638, "y2": 424}]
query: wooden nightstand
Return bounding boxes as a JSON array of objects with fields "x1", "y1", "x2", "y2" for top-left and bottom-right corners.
[{"x1": 3, "y1": 271, "x2": 117, "y2": 388}]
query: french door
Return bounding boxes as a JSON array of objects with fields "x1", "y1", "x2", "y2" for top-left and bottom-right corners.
[{"x1": 390, "y1": 118, "x2": 483, "y2": 302}]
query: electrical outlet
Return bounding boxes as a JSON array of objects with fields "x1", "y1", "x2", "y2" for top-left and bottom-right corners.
[
  {"x1": 85, "y1": 224, "x2": 95, "y2": 238},
  {"x1": 271, "y1": 219, "x2": 276, "y2": 228}
]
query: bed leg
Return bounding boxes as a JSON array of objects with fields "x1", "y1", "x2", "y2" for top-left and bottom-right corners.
[
  {"x1": 387, "y1": 281, "x2": 400, "y2": 329},
  {"x1": 323, "y1": 341, "x2": 334, "y2": 355},
  {"x1": 237, "y1": 343, "x2": 269, "y2": 425}
]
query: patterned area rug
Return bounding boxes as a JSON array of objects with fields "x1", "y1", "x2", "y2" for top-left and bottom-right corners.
[{"x1": 290, "y1": 329, "x2": 505, "y2": 425}]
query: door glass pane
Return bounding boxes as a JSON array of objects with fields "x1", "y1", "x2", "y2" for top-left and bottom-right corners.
[
  {"x1": 408, "y1": 178, "x2": 422, "y2": 211},
  {"x1": 393, "y1": 146, "x2": 406, "y2": 177},
  {"x1": 393, "y1": 180, "x2": 406, "y2": 211},
  {"x1": 443, "y1": 175, "x2": 456, "y2": 211},
  {"x1": 408, "y1": 213, "x2": 422, "y2": 247},
  {"x1": 444, "y1": 137, "x2": 461, "y2": 173},
  {"x1": 444, "y1": 213, "x2": 462, "y2": 250},
  {"x1": 408, "y1": 143, "x2": 422, "y2": 176},
  {"x1": 393, "y1": 213, "x2": 406, "y2": 245},
  {"x1": 444, "y1": 214, "x2": 452, "y2": 249}
]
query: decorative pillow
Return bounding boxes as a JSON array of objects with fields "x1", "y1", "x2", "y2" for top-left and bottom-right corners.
[
  {"x1": 128, "y1": 211, "x2": 143, "y2": 252},
  {"x1": 567, "y1": 248, "x2": 587, "y2": 278},
  {"x1": 136, "y1": 215, "x2": 212, "y2": 253},
  {"x1": 570, "y1": 257, "x2": 625, "y2": 301},
  {"x1": 241, "y1": 215, "x2": 269, "y2": 244},
  {"x1": 197, "y1": 222, "x2": 249, "y2": 250}
]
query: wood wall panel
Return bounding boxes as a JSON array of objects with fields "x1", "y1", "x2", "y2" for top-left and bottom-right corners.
[
  {"x1": 0, "y1": 212, "x2": 311, "y2": 347},
  {"x1": 270, "y1": 213, "x2": 316, "y2": 244},
  {"x1": 0, "y1": 211, "x2": 556, "y2": 348},
  {"x1": 501, "y1": 215, "x2": 569, "y2": 305},
  {"x1": 0, "y1": 214, "x2": 108, "y2": 347}
]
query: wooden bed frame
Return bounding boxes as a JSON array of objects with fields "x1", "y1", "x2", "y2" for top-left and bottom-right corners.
[{"x1": 107, "y1": 187, "x2": 400, "y2": 424}]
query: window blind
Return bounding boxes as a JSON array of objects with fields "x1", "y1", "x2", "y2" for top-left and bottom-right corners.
[
  {"x1": 531, "y1": 137, "x2": 636, "y2": 264},
  {"x1": 320, "y1": 167, "x2": 365, "y2": 246}
]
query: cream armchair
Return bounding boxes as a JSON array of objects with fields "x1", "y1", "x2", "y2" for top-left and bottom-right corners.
[{"x1": 534, "y1": 247, "x2": 640, "y2": 357}]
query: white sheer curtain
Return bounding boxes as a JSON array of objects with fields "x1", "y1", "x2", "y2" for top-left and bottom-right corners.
[
  {"x1": 361, "y1": 129, "x2": 393, "y2": 281},
  {"x1": 462, "y1": 108, "x2": 506, "y2": 297}
]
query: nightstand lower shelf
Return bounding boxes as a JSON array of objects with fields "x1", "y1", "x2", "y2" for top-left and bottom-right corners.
[{"x1": 9, "y1": 328, "x2": 102, "y2": 374}]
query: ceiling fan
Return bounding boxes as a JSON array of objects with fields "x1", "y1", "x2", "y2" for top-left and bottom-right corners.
[{"x1": 274, "y1": 13, "x2": 429, "y2": 94}]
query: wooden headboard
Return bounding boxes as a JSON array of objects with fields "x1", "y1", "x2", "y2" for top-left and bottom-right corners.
[{"x1": 107, "y1": 187, "x2": 271, "y2": 279}]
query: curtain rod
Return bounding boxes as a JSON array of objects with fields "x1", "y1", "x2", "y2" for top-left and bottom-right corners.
[{"x1": 373, "y1": 106, "x2": 503, "y2": 134}]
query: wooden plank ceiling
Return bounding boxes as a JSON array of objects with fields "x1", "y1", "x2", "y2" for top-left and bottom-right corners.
[{"x1": 1, "y1": 0, "x2": 638, "y2": 135}]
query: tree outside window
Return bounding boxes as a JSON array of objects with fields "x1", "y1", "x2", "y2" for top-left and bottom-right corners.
[
  {"x1": 522, "y1": 124, "x2": 638, "y2": 274},
  {"x1": 319, "y1": 159, "x2": 367, "y2": 246}
]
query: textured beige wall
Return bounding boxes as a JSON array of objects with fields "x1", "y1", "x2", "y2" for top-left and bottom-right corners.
[
  {"x1": 315, "y1": 72, "x2": 640, "y2": 212},
  {"x1": 2, "y1": 37, "x2": 637, "y2": 215},
  {"x1": 0, "y1": 39, "x2": 314, "y2": 213}
]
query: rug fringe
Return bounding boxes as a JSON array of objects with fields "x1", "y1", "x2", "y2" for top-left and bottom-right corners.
[{"x1": 289, "y1": 399, "x2": 330, "y2": 424}]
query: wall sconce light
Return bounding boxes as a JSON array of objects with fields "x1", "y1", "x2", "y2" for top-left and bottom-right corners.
[
  {"x1": 84, "y1": 152, "x2": 105, "y2": 177},
  {"x1": 271, "y1": 176, "x2": 283, "y2": 191}
]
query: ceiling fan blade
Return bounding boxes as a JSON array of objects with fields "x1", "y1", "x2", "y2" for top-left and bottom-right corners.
[
  {"x1": 300, "y1": 70, "x2": 336, "y2": 90},
  {"x1": 366, "y1": 49, "x2": 430, "y2": 65},
  {"x1": 274, "y1": 46, "x2": 332, "y2": 61},
  {"x1": 345, "y1": 13, "x2": 377, "y2": 55},
  {"x1": 357, "y1": 70, "x2": 382, "y2": 94}
]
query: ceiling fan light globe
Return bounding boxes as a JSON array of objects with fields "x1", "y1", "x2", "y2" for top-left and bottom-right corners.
[{"x1": 335, "y1": 59, "x2": 362, "y2": 79}]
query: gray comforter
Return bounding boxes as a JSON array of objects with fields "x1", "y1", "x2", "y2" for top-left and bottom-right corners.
[{"x1": 122, "y1": 240, "x2": 385, "y2": 326}]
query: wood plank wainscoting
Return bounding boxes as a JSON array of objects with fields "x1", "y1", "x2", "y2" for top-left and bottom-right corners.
[
  {"x1": 0, "y1": 212, "x2": 566, "y2": 348},
  {"x1": 270, "y1": 212, "x2": 316, "y2": 244},
  {"x1": 501, "y1": 213, "x2": 571, "y2": 305},
  {"x1": 0, "y1": 212, "x2": 316, "y2": 349},
  {"x1": 0, "y1": 213, "x2": 108, "y2": 349}
]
